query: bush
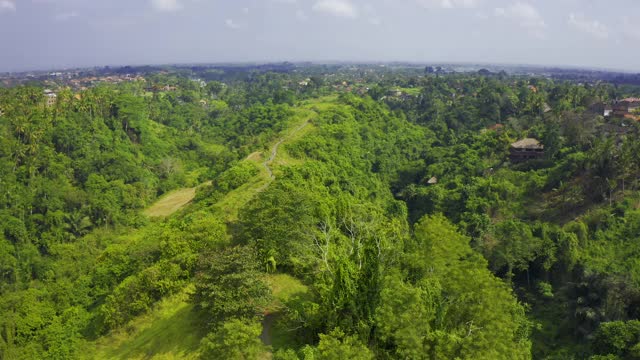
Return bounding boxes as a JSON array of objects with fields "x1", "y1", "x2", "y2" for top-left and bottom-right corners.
[
  {"x1": 199, "y1": 318, "x2": 266, "y2": 359},
  {"x1": 215, "y1": 162, "x2": 259, "y2": 192}
]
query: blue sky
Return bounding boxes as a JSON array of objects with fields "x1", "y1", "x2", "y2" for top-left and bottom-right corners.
[{"x1": 1, "y1": 0, "x2": 639, "y2": 71}]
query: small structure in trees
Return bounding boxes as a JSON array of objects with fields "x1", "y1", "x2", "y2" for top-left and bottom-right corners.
[
  {"x1": 604, "y1": 105, "x2": 613, "y2": 117},
  {"x1": 44, "y1": 89, "x2": 57, "y2": 107},
  {"x1": 609, "y1": 98, "x2": 640, "y2": 117},
  {"x1": 509, "y1": 138, "x2": 544, "y2": 163}
]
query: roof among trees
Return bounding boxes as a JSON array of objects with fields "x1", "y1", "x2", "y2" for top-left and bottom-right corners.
[{"x1": 511, "y1": 138, "x2": 543, "y2": 149}]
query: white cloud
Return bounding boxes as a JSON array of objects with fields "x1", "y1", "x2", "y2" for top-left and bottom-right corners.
[
  {"x1": 296, "y1": 9, "x2": 309, "y2": 21},
  {"x1": 364, "y1": 4, "x2": 381, "y2": 25},
  {"x1": 55, "y1": 11, "x2": 79, "y2": 21},
  {"x1": 242, "y1": 7, "x2": 249, "y2": 14},
  {"x1": 416, "y1": 0, "x2": 480, "y2": 9},
  {"x1": 494, "y1": 2, "x2": 546, "y2": 37},
  {"x1": 0, "y1": 0, "x2": 15, "y2": 13},
  {"x1": 568, "y1": 13, "x2": 608, "y2": 40},
  {"x1": 225, "y1": 18, "x2": 242, "y2": 30},
  {"x1": 622, "y1": 17, "x2": 640, "y2": 40},
  {"x1": 312, "y1": 0, "x2": 358, "y2": 18},
  {"x1": 272, "y1": 0, "x2": 298, "y2": 3},
  {"x1": 151, "y1": 0, "x2": 182, "y2": 12}
]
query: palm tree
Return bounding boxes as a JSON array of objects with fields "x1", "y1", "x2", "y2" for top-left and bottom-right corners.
[{"x1": 64, "y1": 211, "x2": 92, "y2": 240}]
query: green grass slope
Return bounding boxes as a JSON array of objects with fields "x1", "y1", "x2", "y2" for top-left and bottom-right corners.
[
  {"x1": 87, "y1": 286, "x2": 204, "y2": 360},
  {"x1": 85, "y1": 100, "x2": 332, "y2": 359}
]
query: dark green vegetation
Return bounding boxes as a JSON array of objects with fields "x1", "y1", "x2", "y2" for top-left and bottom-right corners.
[{"x1": 1, "y1": 68, "x2": 640, "y2": 359}]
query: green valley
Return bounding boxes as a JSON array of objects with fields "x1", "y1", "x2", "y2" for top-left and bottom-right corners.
[{"x1": 1, "y1": 65, "x2": 640, "y2": 360}]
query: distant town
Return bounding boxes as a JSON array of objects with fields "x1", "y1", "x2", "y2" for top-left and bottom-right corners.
[{"x1": 3, "y1": 62, "x2": 640, "y2": 90}]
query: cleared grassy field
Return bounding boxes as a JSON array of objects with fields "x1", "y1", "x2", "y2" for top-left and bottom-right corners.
[
  {"x1": 262, "y1": 274, "x2": 310, "y2": 351},
  {"x1": 87, "y1": 275, "x2": 310, "y2": 360},
  {"x1": 144, "y1": 181, "x2": 213, "y2": 217},
  {"x1": 88, "y1": 286, "x2": 204, "y2": 360},
  {"x1": 264, "y1": 273, "x2": 310, "y2": 313},
  {"x1": 144, "y1": 187, "x2": 197, "y2": 217}
]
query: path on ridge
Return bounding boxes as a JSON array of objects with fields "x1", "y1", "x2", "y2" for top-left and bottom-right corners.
[
  {"x1": 263, "y1": 120, "x2": 310, "y2": 179},
  {"x1": 145, "y1": 117, "x2": 312, "y2": 218},
  {"x1": 256, "y1": 119, "x2": 310, "y2": 193}
]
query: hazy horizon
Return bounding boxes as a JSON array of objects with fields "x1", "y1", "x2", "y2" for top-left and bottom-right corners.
[
  {"x1": 3, "y1": 60, "x2": 639, "y2": 75},
  {"x1": 2, "y1": 0, "x2": 639, "y2": 72}
]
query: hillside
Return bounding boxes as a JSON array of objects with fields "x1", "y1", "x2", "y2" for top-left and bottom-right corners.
[{"x1": 1, "y1": 69, "x2": 640, "y2": 359}]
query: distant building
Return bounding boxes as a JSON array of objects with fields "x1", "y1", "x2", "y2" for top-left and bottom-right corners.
[
  {"x1": 612, "y1": 98, "x2": 640, "y2": 117},
  {"x1": 623, "y1": 98, "x2": 640, "y2": 113},
  {"x1": 604, "y1": 105, "x2": 613, "y2": 117},
  {"x1": 46, "y1": 94, "x2": 57, "y2": 106},
  {"x1": 44, "y1": 89, "x2": 57, "y2": 107},
  {"x1": 510, "y1": 138, "x2": 544, "y2": 162}
]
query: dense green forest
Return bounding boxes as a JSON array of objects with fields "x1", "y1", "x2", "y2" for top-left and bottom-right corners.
[{"x1": 1, "y1": 68, "x2": 640, "y2": 359}]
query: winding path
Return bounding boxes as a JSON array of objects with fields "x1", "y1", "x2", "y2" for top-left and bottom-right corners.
[
  {"x1": 262, "y1": 120, "x2": 310, "y2": 179},
  {"x1": 145, "y1": 118, "x2": 311, "y2": 218},
  {"x1": 253, "y1": 119, "x2": 311, "y2": 196}
]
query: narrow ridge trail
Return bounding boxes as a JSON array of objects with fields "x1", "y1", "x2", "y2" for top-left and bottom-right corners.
[
  {"x1": 263, "y1": 119, "x2": 310, "y2": 179},
  {"x1": 144, "y1": 115, "x2": 312, "y2": 218},
  {"x1": 255, "y1": 119, "x2": 310, "y2": 194}
]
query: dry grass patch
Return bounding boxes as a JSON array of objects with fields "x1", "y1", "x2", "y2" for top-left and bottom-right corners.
[{"x1": 144, "y1": 187, "x2": 197, "y2": 217}]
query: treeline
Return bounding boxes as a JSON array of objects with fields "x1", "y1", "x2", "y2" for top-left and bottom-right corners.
[{"x1": 381, "y1": 75, "x2": 640, "y2": 359}]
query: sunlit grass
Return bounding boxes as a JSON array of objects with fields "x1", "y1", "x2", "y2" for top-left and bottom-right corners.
[
  {"x1": 264, "y1": 273, "x2": 310, "y2": 312},
  {"x1": 144, "y1": 187, "x2": 197, "y2": 217},
  {"x1": 262, "y1": 274, "x2": 312, "y2": 352},
  {"x1": 103, "y1": 101, "x2": 328, "y2": 358},
  {"x1": 88, "y1": 286, "x2": 204, "y2": 360}
]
